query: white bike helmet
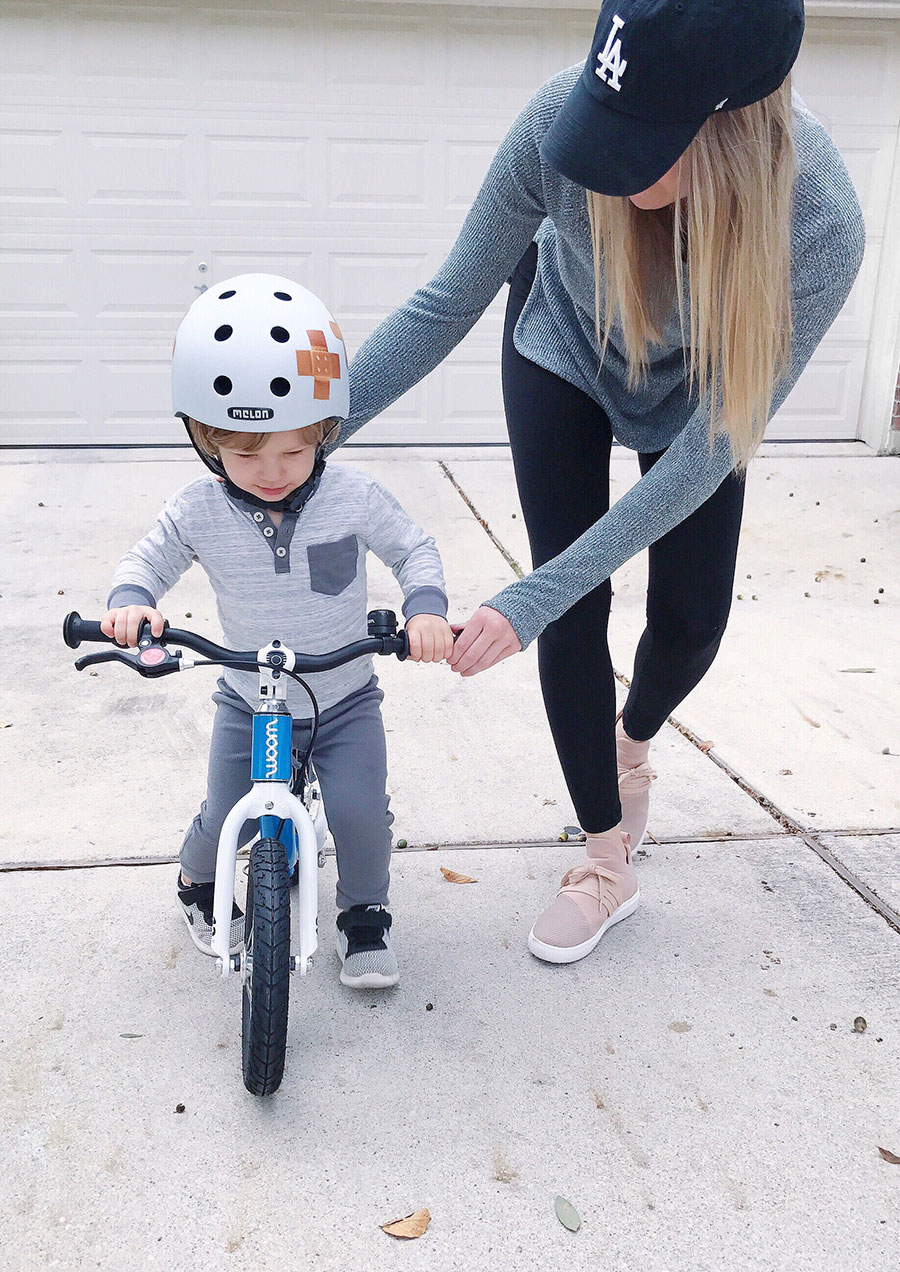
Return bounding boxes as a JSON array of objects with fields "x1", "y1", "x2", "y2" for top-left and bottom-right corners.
[
  {"x1": 172, "y1": 273, "x2": 349, "y2": 430},
  {"x1": 171, "y1": 273, "x2": 348, "y2": 513}
]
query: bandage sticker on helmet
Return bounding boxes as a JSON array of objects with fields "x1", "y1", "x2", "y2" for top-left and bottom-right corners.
[{"x1": 171, "y1": 273, "x2": 349, "y2": 432}]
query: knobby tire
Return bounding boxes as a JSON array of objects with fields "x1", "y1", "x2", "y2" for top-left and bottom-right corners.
[{"x1": 242, "y1": 837, "x2": 291, "y2": 1096}]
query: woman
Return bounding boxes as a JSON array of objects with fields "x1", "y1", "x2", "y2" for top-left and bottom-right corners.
[{"x1": 337, "y1": 0, "x2": 864, "y2": 964}]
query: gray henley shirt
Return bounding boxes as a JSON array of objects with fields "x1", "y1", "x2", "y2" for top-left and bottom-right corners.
[{"x1": 108, "y1": 464, "x2": 448, "y2": 716}]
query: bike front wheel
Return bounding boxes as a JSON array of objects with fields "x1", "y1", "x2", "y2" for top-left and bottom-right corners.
[{"x1": 241, "y1": 837, "x2": 291, "y2": 1096}]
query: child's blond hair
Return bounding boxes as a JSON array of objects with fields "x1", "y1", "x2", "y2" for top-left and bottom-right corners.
[{"x1": 187, "y1": 417, "x2": 330, "y2": 459}]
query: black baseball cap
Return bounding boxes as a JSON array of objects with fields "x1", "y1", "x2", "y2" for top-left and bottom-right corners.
[{"x1": 541, "y1": 0, "x2": 805, "y2": 196}]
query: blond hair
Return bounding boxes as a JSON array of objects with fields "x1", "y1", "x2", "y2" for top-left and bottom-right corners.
[
  {"x1": 187, "y1": 417, "x2": 329, "y2": 458},
  {"x1": 586, "y1": 79, "x2": 795, "y2": 468}
]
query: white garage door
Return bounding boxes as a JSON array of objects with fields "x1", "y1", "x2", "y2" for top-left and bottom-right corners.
[{"x1": 1, "y1": 2, "x2": 896, "y2": 446}]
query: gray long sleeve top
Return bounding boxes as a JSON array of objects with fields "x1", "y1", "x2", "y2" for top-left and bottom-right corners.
[
  {"x1": 340, "y1": 66, "x2": 865, "y2": 649},
  {"x1": 108, "y1": 464, "x2": 448, "y2": 715}
]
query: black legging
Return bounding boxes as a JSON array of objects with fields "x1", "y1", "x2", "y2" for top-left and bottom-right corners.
[{"x1": 503, "y1": 244, "x2": 745, "y2": 833}]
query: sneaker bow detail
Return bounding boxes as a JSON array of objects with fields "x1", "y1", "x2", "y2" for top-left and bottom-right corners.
[{"x1": 617, "y1": 761, "x2": 658, "y2": 796}]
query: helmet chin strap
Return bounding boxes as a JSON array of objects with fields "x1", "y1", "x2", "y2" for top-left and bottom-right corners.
[{"x1": 179, "y1": 415, "x2": 334, "y2": 515}]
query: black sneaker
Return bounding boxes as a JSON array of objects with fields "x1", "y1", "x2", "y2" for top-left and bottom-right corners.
[
  {"x1": 335, "y1": 905, "x2": 399, "y2": 988},
  {"x1": 177, "y1": 872, "x2": 244, "y2": 957}
]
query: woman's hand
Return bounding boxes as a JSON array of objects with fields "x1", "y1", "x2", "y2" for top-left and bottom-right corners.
[
  {"x1": 449, "y1": 606, "x2": 521, "y2": 677},
  {"x1": 101, "y1": 605, "x2": 166, "y2": 648},
  {"x1": 406, "y1": 614, "x2": 455, "y2": 664}
]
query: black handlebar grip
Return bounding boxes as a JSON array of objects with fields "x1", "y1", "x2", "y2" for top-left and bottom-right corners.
[{"x1": 63, "y1": 611, "x2": 114, "y2": 649}]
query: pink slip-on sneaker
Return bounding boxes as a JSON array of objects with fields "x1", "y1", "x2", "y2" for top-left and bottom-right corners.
[{"x1": 528, "y1": 831, "x2": 639, "y2": 964}]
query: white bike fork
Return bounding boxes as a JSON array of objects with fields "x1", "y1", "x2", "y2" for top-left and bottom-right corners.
[{"x1": 210, "y1": 785, "x2": 320, "y2": 977}]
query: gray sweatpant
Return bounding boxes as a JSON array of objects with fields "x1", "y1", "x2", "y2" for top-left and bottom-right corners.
[{"x1": 180, "y1": 676, "x2": 393, "y2": 910}]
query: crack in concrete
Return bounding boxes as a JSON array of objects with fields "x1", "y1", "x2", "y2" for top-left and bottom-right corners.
[{"x1": 439, "y1": 460, "x2": 524, "y2": 579}]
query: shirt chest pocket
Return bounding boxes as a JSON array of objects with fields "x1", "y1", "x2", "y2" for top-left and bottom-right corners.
[{"x1": 306, "y1": 535, "x2": 359, "y2": 597}]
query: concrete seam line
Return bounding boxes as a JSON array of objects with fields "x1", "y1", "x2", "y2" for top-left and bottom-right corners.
[
  {"x1": 439, "y1": 460, "x2": 525, "y2": 579},
  {"x1": 0, "y1": 833, "x2": 807, "y2": 872},
  {"x1": 798, "y1": 835, "x2": 900, "y2": 934},
  {"x1": 5, "y1": 842, "x2": 898, "y2": 929},
  {"x1": 811, "y1": 826, "x2": 900, "y2": 838}
]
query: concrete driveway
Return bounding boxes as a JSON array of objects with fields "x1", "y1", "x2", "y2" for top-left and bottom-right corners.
[{"x1": 1, "y1": 445, "x2": 898, "y2": 1271}]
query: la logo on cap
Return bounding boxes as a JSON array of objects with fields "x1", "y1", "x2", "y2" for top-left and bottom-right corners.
[{"x1": 595, "y1": 13, "x2": 627, "y2": 92}]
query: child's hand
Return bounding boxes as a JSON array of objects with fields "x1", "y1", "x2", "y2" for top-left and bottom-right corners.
[
  {"x1": 405, "y1": 614, "x2": 454, "y2": 664},
  {"x1": 101, "y1": 605, "x2": 166, "y2": 648}
]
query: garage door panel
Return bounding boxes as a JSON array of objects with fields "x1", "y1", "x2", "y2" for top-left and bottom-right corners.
[
  {"x1": 770, "y1": 343, "x2": 868, "y2": 441},
  {"x1": 325, "y1": 13, "x2": 433, "y2": 99},
  {"x1": 440, "y1": 359, "x2": 505, "y2": 426},
  {"x1": 83, "y1": 129, "x2": 192, "y2": 209},
  {"x1": 0, "y1": 5, "x2": 61, "y2": 95},
  {"x1": 1, "y1": 4, "x2": 895, "y2": 447},
  {"x1": 327, "y1": 137, "x2": 430, "y2": 210},
  {"x1": 1, "y1": 113, "x2": 199, "y2": 219},
  {"x1": 67, "y1": 13, "x2": 182, "y2": 99},
  {"x1": 195, "y1": 10, "x2": 313, "y2": 92},
  {"x1": 0, "y1": 245, "x2": 77, "y2": 325},
  {"x1": 206, "y1": 133, "x2": 312, "y2": 210},
  {"x1": 445, "y1": 15, "x2": 549, "y2": 101},
  {"x1": 90, "y1": 248, "x2": 195, "y2": 328},
  {"x1": 352, "y1": 379, "x2": 430, "y2": 446},
  {"x1": 0, "y1": 124, "x2": 67, "y2": 208},
  {"x1": 329, "y1": 252, "x2": 430, "y2": 319},
  {"x1": 1, "y1": 344, "x2": 176, "y2": 444},
  {"x1": 1, "y1": 239, "x2": 198, "y2": 335},
  {"x1": 795, "y1": 22, "x2": 900, "y2": 130},
  {"x1": 1, "y1": 350, "x2": 87, "y2": 444},
  {"x1": 829, "y1": 128, "x2": 897, "y2": 237},
  {"x1": 98, "y1": 356, "x2": 172, "y2": 442}
]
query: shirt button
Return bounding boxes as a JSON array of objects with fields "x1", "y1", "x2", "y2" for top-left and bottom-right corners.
[
  {"x1": 253, "y1": 511, "x2": 264, "y2": 522},
  {"x1": 263, "y1": 526, "x2": 274, "y2": 537},
  {"x1": 275, "y1": 546, "x2": 287, "y2": 557}
]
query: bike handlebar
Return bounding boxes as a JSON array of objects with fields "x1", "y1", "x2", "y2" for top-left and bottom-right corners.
[{"x1": 62, "y1": 610, "x2": 409, "y2": 676}]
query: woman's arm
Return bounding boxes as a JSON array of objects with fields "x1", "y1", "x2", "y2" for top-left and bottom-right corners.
[
  {"x1": 336, "y1": 92, "x2": 550, "y2": 447},
  {"x1": 458, "y1": 198, "x2": 865, "y2": 665}
]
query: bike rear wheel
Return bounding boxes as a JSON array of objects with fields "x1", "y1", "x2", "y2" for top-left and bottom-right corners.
[{"x1": 241, "y1": 837, "x2": 291, "y2": 1096}]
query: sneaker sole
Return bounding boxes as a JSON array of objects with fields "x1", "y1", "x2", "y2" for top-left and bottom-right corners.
[
  {"x1": 334, "y1": 940, "x2": 399, "y2": 989},
  {"x1": 179, "y1": 906, "x2": 242, "y2": 958},
  {"x1": 527, "y1": 889, "x2": 640, "y2": 965},
  {"x1": 180, "y1": 906, "x2": 216, "y2": 957}
]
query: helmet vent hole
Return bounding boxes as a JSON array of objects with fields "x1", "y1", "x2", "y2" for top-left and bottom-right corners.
[
  {"x1": 213, "y1": 375, "x2": 233, "y2": 396},
  {"x1": 270, "y1": 378, "x2": 291, "y2": 397},
  {"x1": 214, "y1": 325, "x2": 233, "y2": 342},
  {"x1": 270, "y1": 326, "x2": 289, "y2": 343},
  {"x1": 274, "y1": 291, "x2": 292, "y2": 301},
  {"x1": 218, "y1": 290, "x2": 236, "y2": 299}
]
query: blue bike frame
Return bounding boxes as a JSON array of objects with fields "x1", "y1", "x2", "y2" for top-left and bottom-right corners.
[{"x1": 210, "y1": 643, "x2": 325, "y2": 976}]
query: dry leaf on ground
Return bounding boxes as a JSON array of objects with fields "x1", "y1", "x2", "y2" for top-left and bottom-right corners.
[
  {"x1": 877, "y1": 1146, "x2": 900, "y2": 1164},
  {"x1": 697, "y1": 740, "x2": 714, "y2": 753},
  {"x1": 440, "y1": 867, "x2": 478, "y2": 884},
  {"x1": 555, "y1": 1196, "x2": 581, "y2": 1232},
  {"x1": 381, "y1": 1209, "x2": 431, "y2": 1239}
]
